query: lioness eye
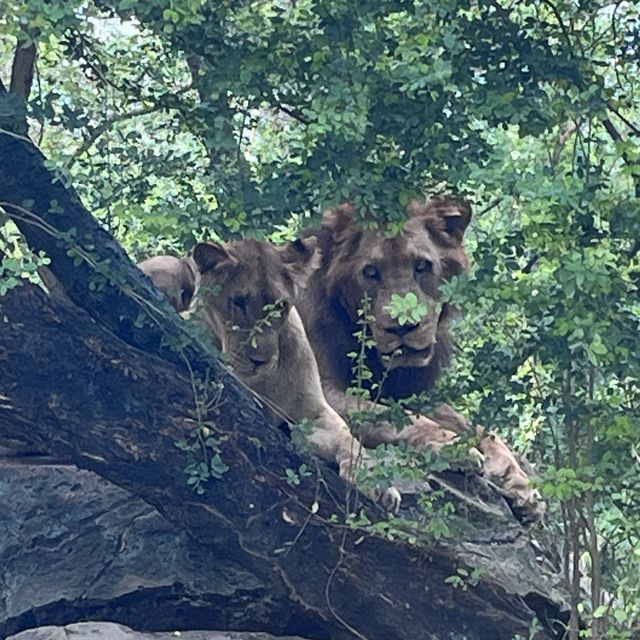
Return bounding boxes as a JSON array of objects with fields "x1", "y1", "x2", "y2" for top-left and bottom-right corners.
[
  {"x1": 414, "y1": 258, "x2": 433, "y2": 273},
  {"x1": 362, "y1": 264, "x2": 380, "y2": 280}
]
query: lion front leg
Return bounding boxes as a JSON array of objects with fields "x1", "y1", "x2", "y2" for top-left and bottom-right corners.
[
  {"x1": 411, "y1": 403, "x2": 546, "y2": 523},
  {"x1": 335, "y1": 444, "x2": 402, "y2": 515},
  {"x1": 395, "y1": 414, "x2": 546, "y2": 524},
  {"x1": 478, "y1": 430, "x2": 546, "y2": 524},
  {"x1": 304, "y1": 413, "x2": 402, "y2": 514},
  {"x1": 394, "y1": 415, "x2": 459, "y2": 452}
]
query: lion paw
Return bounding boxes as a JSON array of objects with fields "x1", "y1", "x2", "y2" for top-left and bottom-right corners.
[
  {"x1": 339, "y1": 457, "x2": 402, "y2": 514},
  {"x1": 509, "y1": 487, "x2": 547, "y2": 525},
  {"x1": 373, "y1": 485, "x2": 402, "y2": 514},
  {"x1": 480, "y1": 432, "x2": 547, "y2": 525}
]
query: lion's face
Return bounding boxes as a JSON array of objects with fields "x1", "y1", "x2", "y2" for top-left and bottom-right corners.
[
  {"x1": 324, "y1": 199, "x2": 471, "y2": 371},
  {"x1": 193, "y1": 238, "x2": 319, "y2": 379}
]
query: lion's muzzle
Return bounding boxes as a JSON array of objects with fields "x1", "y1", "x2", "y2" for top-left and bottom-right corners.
[{"x1": 376, "y1": 322, "x2": 438, "y2": 368}]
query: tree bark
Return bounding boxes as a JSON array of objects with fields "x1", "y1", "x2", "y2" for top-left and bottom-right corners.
[{"x1": 10, "y1": 40, "x2": 37, "y2": 101}]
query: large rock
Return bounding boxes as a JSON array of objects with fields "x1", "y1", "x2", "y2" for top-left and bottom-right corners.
[
  {"x1": 7, "y1": 621, "x2": 308, "y2": 639},
  {"x1": 0, "y1": 460, "x2": 302, "y2": 639}
]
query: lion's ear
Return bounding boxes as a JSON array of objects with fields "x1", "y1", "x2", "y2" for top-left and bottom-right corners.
[
  {"x1": 278, "y1": 237, "x2": 322, "y2": 288},
  {"x1": 414, "y1": 198, "x2": 472, "y2": 245},
  {"x1": 192, "y1": 242, "x2": 233, "y2": 274},
  {"x1": 322, "y1": 203, "x2": 356, "y2": 241}
]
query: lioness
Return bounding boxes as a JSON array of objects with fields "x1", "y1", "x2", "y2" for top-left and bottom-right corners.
[
  {"x1": 189, "y1": 237, "x2": 402, "y2": 512},
  {"x1": 138, "y1": 255, "x2": 196, "y2": 313},
  {"x1": 297, "y1": 199, "x2": 544, "y2": 522}
]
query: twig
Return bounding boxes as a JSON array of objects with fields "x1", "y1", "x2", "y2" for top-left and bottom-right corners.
[
  {"x1": 607, "y1": 103, "x2": 640, "y2": 137},
  {"x1": 66, "y1": 104, "x2": 166, "y2": 167},
  {"x1": 543, "y1": 0, "x2": 576, "y2": 58},
  {"x1": 324, "y1": 529, "x2": 372, "y2": 640},
  {"x1": 522, "y1": 253, "x2": 540, "y2": 274},
  {"x1": 278, "y1": 104, "x2": 310, "y2": 125},
  {"x1": 35, "y1": 57, "x2": 45, "y2": 146},
  {"x1": 476, "y1": 198, "x2": 502, "y2": 217},
  {"x1": 10, "y1": 39, "x2": 37, "y2": 100}
]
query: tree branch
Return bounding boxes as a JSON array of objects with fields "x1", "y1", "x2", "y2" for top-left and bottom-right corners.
[
  {"x1": 476, "y1": 198, "x2": 502, "y2": 216},
  {"x1": 10, "y1": 39, "x2": 37, "y2": 101},
  {"x1": 278, "y1": 104, "x2": 311, "y2": 126},
  {"x1": 550, "y1": 121, "x2": 578, "y2": 167},
  {"x1": 67, "y1": 103, "x2": 168, "y2": 167}
]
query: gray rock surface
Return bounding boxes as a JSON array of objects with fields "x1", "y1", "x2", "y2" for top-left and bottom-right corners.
[
  {"x1": 7, "y1": 621, "x2": 308, "y2": 640},
  {"x1": 0, "y1": 460, "x2": 288, "y2": 639}
]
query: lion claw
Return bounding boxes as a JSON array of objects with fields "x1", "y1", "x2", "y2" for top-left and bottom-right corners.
[{"x1": 374, "y1": 485, "x2": 402, "y2": 514}]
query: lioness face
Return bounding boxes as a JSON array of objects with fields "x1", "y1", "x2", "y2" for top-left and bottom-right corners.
[
  {"x1": 324, "y1": 199, "x2": 471, "y2": 370},
  {"x1": 193, "y1": 238, "x2": 319, "y2": 379}
]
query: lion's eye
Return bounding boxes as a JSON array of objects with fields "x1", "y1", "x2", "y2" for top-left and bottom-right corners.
[
  {"x1": 414, "y1": 258, "x2": 433, "y2": 274},
  {"x1": 362, "y1": 264, "x2": 381, "y2": 280},
  {"x1": 231, "y1": 295, "x2": 248, "y2": 312}
]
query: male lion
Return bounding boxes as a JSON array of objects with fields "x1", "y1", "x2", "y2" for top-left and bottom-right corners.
[
  {"x1": 297, "y1": 198, "x2": 470, "y2": 408},
  {"x1": 188, "y1": 237, "x2": 402, "y2": 512},
  {"x1": 296, "y1": 198, "x2": 545, "y2": 522}
]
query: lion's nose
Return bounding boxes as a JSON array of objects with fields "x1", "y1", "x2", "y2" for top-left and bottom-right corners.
[
  {"x1": 249, "y1": 356, "x2": 270, "y2": 368},
  {"x1": 386, "y1": 323, "x2": 419, "y2": 337}
]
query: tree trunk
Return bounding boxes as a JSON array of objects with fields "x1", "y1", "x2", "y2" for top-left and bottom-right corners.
[{"x1": 0, "y1": 282, "x2": 566, "y2": 640}]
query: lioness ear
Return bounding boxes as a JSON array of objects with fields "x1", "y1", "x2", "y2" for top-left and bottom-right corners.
[
  {"x1": 278, "y1": 237, "x2": 322, "y2": 288},
  {"x1": 322, "y1": 203, "x2": 356, "y2": 241},
  {"x1": 192, "y1": 242, "x2": 233, "y2": 274},
  {"x1": 414, "y1": 198, "x2": 472, "y2": 245}
]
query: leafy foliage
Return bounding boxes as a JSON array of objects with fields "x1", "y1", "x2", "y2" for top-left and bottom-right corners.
[
  {"x1": 384, "y1": 291, "x2": 429, "y2": 326},
  {"x1": 0, "y1": 220, "x2": 50, "y2": 294}
]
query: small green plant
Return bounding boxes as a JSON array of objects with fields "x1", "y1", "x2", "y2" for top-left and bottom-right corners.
[
  {"x1": 383, "y1": 291, "x2": 428, "y2": 326},
  {"x1": 290, "y1": 417, "x2": 315, "y2": 452},
  {"x1": 444, "y1": 566, "x2": 486, "y2": 591},
  {"x1": 174, "y1": 377, "x2": 229, "y2": 494},
  {"x1": 247, "y1": 297, "x2": 287, "y2": 348},
  {"x1": 175, "y1": 422, "x2": 229, "y2": 494},
  {"x1": 284, "y1": 463, "x2": 312, "y2": 486},
  {"x1": 340, "y1": 293, "x2": 465, "y2": 545},
  {"x1": 0, "y1": 219, "x2": 51, "y2": 295},
  {"x1": 346, "y1": 293, "x2": 377, "y2": 400},
  {"x1": 347, "y1": 400, "x2": 413, "y2": 438}
]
